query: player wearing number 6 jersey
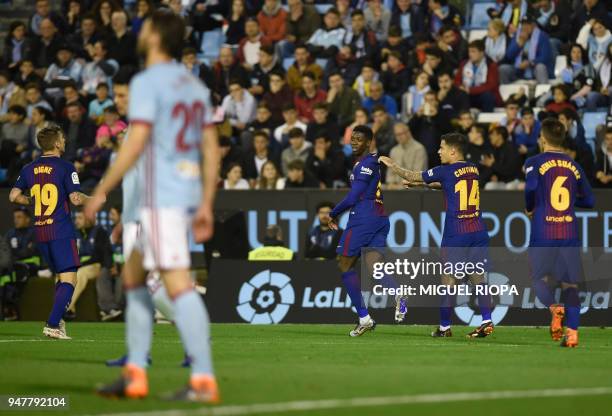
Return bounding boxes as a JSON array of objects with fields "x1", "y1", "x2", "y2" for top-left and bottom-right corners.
[
  {"x1": 9, "y1": 125, "x2": 91, "y2": 340},
  {"x1": 380, "y1": 133, "x2": 493, "y2": 339},
  {"x1": 524, "y1": 118, "x2": 594, "y2": 348},
  {"x1": 85, "y1": 11, "x2": 220, "y2": 403}
]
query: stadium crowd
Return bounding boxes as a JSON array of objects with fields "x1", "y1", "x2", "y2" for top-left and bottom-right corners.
[{"x1": 0, "y1": 0, "x2": 611, "y2": 193}]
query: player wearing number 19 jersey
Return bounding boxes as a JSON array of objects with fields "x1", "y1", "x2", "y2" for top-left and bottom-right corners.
[
  {"x1": 9, "y1": 125, "x2": 88, "y2": 340},
  {"x1": 524, "y1": 119, "x2": 594, "y2": 348}
]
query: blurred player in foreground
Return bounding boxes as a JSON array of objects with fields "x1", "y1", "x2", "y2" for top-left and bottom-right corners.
[
  {"x1": 85, "y1": 11, "x2": 220, "y2": 401},
  {"x1": 321, "y1": 125, "x2": 392, "y2": 336},
  {"x1": 9, "y1": 125, "x2": 91, "y2": 339},
  {"x1": 380, "y1": 133, "x2": 494, "y2": 338},
  {"x1": 524, "y1": 118, "x2": 594, "y2": 348}
]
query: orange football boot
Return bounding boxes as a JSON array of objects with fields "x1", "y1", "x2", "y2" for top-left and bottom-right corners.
[
  {"x1": 560, "y1": 328, "x2": 579, "y2": 348},
  {"x1": 549, "y1": 304, "x2": 565, "y2": 341}
]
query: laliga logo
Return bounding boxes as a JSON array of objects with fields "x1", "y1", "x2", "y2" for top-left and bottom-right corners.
[
  {"x1": 454, "y1": 272, "x2": 513, "y2": 326},
  {"x1": 236, "y1": 270, "x2": 295, "y2": 324}
]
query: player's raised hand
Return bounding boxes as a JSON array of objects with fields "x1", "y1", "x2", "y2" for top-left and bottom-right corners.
[
  {"x1": 193, "y1": 203, "x2": 214, "y2": 243},
  {"x1": 378, "y1": 156, "x2": 395, "y2": 168},
  {"x1": 83, "y1": 191, "x2": 106, "y2": 221}
]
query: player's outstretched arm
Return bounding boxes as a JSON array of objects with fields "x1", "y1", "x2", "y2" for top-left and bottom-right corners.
[
  {"x1": 84, "y1": 123, "x2": 150, "y2": 219},
  {"x1": 69, "y1": 192, "x2": 94, "y2": 206},
  {"x1": 378, "y1": 156, "x2": 423, "y2": 182},
  {"x1": 193, "y1": 125, "x2": 220, "y2": 243},
  {"x1": 8, "y1": 188, "x2": 31, "y2": 206}
]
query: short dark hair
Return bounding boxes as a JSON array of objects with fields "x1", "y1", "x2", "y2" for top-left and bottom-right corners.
[
  {"x1": 325, "y1": 7, "x2": 340, "y2": 17},
  {"x1": 437, "y1": 71, "x2": 452, "y2": 79},
  {"x1": 302, "y1": 71, "x2": 317, "y2": 81},
  {"x1": 149, "y1": 10, "x2": 186, "y2": 60},
  {"x1": 316, "y1": 201, "x2": 334, "y2": 212},
  {"x1": 253, "y1": 130, "x2": 269, "y2": 141},
  {"x1": 388, "y1": 26, "x2": 402, "y2": 38},
  {"x1": 113, "y1": 67, "x2": 136, "y2": 86},
  {"x1": 424, "y1": 47, "x2": 443, "y2": 59},
  {"x1": 8, "y1": 105, "x2": 26, "y2": 119},
  {"x1": 288, "y1": 127, "x2": 305, "y2": 139},
  {"x1": 605, "y1": 126, "x2": 612, "y2": 136},
  {"x1": 287, "y1": 159, "x2": 305, "y2": 171},
  {"x1": 96, "y1": 82, "x2": 109, "y2": 90},
  {"x1": 350, "y1": 9, "x2": 364, "y2": 18},
  {"x1": 282, "y1": 103, "x2": 296, "y2": 112},
  {"x1": 468, "y1": 39, "x2": 485, "y2": 52},
  {"x1": 14, "y1": 206, "x2": 31, "y2": 217},
  {"x1": 521, "y1": 107, "x2": 534, "y2": 117},
  {"x1": 65, "y1": 101, "x2": 83, "y2": 111},
  {"x1": 490, "y1": 126, "x2": 509, "y2": 142},
  {"x1": 441, "y1": 132, "x2": 468, "y2": 156},
  {"x1": 37, "y1": 125, "x2": 63, "y2": 151},
  {"x1": 372, "y1": 104, "x2": 387, "y2": 114},
  {"x1": 541, "y1": 118, "x2": 566, "y2": 147},
  {"x1": 104, "y1": 105, "x2": 118, "y2": 114},
  {"x1": 182, "y1": 46, "x2": 197, "y2": 57},
  {"x1": 260, "y1": 44, "x2": 275, "y2": 56},
  {"x1": 25, "y1": 82, "x2": 41, "y2": 92},
  {"x1": 313, "y1": 102, "x2": 328, "y2": 111},
  {"x1": 352, "y1": 125, "x2": 373, "y2": 141}
]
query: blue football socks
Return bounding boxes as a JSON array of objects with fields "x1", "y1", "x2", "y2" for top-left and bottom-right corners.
[
  {"x1": 342, "y1": 270, "x2": 368, "y2": 318},
  {"x1": 47, "y1": 281, "x2": 74, "y2": 328}
]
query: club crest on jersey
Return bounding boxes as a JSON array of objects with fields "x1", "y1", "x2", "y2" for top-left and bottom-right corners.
[
  {"x1": 360, "y1": 166, "x2": 373, "y2": 176},
  {"x1": 71, "y1": 172, "x2": 80, "y2": 184}
]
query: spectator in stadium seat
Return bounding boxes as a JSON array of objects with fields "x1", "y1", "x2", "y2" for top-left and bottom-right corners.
[
  {"x1": 587, "y1": 42, "x2": 612, "y2": 109},
  {"x1": 563, "y1": 136, "x2": 595, "y2": 184},
  {"x1": 219, "y1": 136, "x2": 245, "y2": 176},
  {"x1": 402, "y1": 70, "x2": 430, "y2": 120},
  {"x1": 362, "y1": 80, "x2": 397, "y2": 118},
  {"x1": 14, "y1": 60, "x2": 42, "y2": 90},
  {"x1": 571, "y1": 0, "x2": 612, "y2": 41},
  {"x1": 80, "y1": 40, "x2": 118, "y2": 98},
  {"x1": 380, "y1": 26, "x2": 410, "y2": 65},
  {"x1": 307, "y1": 7, "x2": 347, "y2": 59},
  {"x1": 492, "y1": 0, "x2": 529, "y2": 37},
  {"x1": 294, "y1": 71, "x2": 327, "y2": 123},
  {"x1": 181, "y1": 47, "x2": 211, "y2": 86},
  {"x1": 371, "y1": 105, "x2": 395, "y2": 156},
  {"x1": 91, "y1": 0, "x2": 120, "y2": 35},
  {"x1": 274, "y1": 104, "x2": 307, "y2": 148},
  {"x1": 0, "y1": 72, "x2": 18, "y2": 118},
  {"x1": 306, "y1": 103, "x2": 341, "y2": 145},
  {"x1": 364, "y1": 0, "x2": 390, "y2": 43},
  {"x1": 285, "y1": 159, "x2": 320, "y2": 188},
  {"x1": 224, "y1": 0, "x2": 247, "y2": 47},
  {"x1": 343, "y1": 107, "x2": 370, "y2": 145},
  {"x1": 29, "y1": 18, "x2": 64, "y2": 76},
  {"x1": 500, "y1": 15, "x2": 553, "y2": 84},
  {"x1": 249, "y1": 44, "x2": 284, "y2": 99},
  {"x1": 305, "y1": 202, "x2": 343, "y2": 260},
  {"x1": 484, "y1": 18, "x2": 508, "y2": 64},
  {"x1": 221, "y1": 163, "x2": 250, "y2": 190},
  {"x1": 594, "y1": 127, "x2": 612, "y2": 188},
  {"x1": 62, "y1": 102, "x2": 97, "y2": 160},
  {"x1": 427, "y1": 0, "x2": 463, "y2": 34},
  {"x1": 67, "y1": 210, "x2": 115, "y2": 320},
  {"x1": 455, "y1": 110, "x2": 476, "y2": 136},
  {"x1": 86, "y1": 82, "x2": 111, "y2": 122},
  {"x1": 327, "y1": 72, "x2": 362, "y2": 130},
  {"x1": 436, "y1": 26, "x2": 468, "y2": 70},
  {"x1": 243, "y1": 102, "x2": 278, "y2": 149},
  {"x1": 29, "y1": 0, "x2": 67, "y2": 37},
  {"x1": 262, "y1": 71, "x2": 294, "y2": 124},
  {"x1": 385, "y1": 122, "x2": 427, "y2": 188},
  {"x1": 0, "y1": 106, "x2": 29, "y2": 167},
  {"x1": 390, "y1": 0, "x2": 426, "y2": 47},
  {"x1": 405, "y1": 33, "x2": 433, "y2": 74},
  {"x1": 557, "y1": 44, "x2": 596, "y2": 109},
  {"x1": 544, "y1": 84, "x2": 577, "y2": 115},
  {"x1": 106, "y1": 10, "x2": 138, "y2": 69},
  {"x1": 237, "y1": 18, "x2": 266, "y2": 70},
  {"x1": 323, "y1": 45, "x2": 363, "y2": 89},
  {"x1": 57, "y1": 82, "x2": 87, "y2": 121},
  {"x1": 64, "y1": 0, "x2": 83, "y2": 35},
  {"x1": 44, "y1": 43, "x2": 83, "y2": 97},
  {"x1": 499, "y1": 98, "x2": 521, "y2": 135},
  {"x1": 408, "y1": 91, "x2": 451, "y2": 167},
  {"x1": 466, "y1": 125, "x2": 493, "y2": 185},
  {"x1": 5, "y1": 208, "x2": 38, "y2": 271},
  {"x1": 286, "y1": 45, "x2": 324, "y2": 92},
  {"x1": 283, "y1": 0, "x2": 321, "y2": 58},
  {"x1": 210, "y1": 47, "x2": 250, "y2": 103},
  {"x1": 244, "y1": 130, "x2": 281, "y2": 181},
  {"x1": 353, "y1": 63, "x2": 378, "y2": 101},
  {"x1": 306, "y1": 136, "x2": 346, "y2": 188},
  {"x1": 130, "y1": 0, "x2": 153, "y2": 36},
  {"x1": 558, "y1": 108, "x2": 587, "y2": 147},
  {"x1": 344, "y1": 10, "x2": 378, "y2": 67},
  {"x1": 222, "y1": 80, "x2": 257, "y2": 133},
  {"x1": 481, "y1": 126, "x2": 522, "y2": 190},
  {"x1": 281, "y1": 127, "x2": 312, "y2": 175},
  {"x1": 258, "y1": 0, "x2": 288, "y2": 45},
  {"x1": 513, "y1": 107, "x2": 541, "y2": 156},
  {"x1": 255, "y1": 160, "x2": 286, "y2": 189},
  {"x1": 380, "y1": 51, "x2": 411, "y2": 109},
  {"x1": 336, "y1": 0, "x2": 352, "y2": 29},
  {"x1": 455, "y1": 40, "x2": 502, "y2": 112},
  {"x1": 3, "y1": 22, "x2": 31, "y2": 73},
  {"x1": 437, "y1": 71, "x2": 469, "y2": 120},
  {"x1": 68, "y1": 13, "x2": 100, "y2": 61},
  {"x1": 420, "y1": 47, "x2": 449, "y2": 90},
  {"x1": 24, "y1": 83, "x2": 52, "y2": 119},
  {"x1": 576, "y1": 18, "x2": 612, "y2": 73},
  {"x1": 535, "y1": 0, "x2": 571, "y2": 55}
]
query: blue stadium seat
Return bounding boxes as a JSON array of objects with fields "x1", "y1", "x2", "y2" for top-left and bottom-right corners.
[
  {"x1": 469, "y1": 1, "x2": 496, "y2": 29},
  {"x1": 315, "y1": 4, "x2": 333, "y2": 15},
  {"x1": 201, "y1": 29, "x2": 225, "y2": 63},
  {"x1": 315, "y1": 58, "x2": 328, "y2": 69},
  {"x1": 582, "y1": 112, "x2": 607, "y2": 140}
]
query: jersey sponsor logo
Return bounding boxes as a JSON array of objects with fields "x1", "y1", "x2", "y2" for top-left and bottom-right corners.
[
  {"x1": 71, "y1": 172, "x2": 80, "y2": 184},
  {"x1": 236, "y1": 270, "x2": 295, "y2": 324},
  {"x1": 360, "y1": 166, "x2": 373, "y2": 176},
  {"x1": 525, "y1": 166, "x2": 533, "y2": 174},
  {"x1": 427, "y1": 169, "x2": 433, "y2": 177}
]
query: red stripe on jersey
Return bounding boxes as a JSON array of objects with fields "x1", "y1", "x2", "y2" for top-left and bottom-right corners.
[{"x1": 343, "y1": 229, "x2": 353, "y2": 257}]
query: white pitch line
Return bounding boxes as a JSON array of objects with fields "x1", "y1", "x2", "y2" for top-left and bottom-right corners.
[{"x1": 91, "y1": 386, "x2": 612, "y2": 416}]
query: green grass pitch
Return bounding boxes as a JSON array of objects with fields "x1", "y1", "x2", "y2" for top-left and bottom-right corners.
[{"x1": 1, "y1": 322, "x2": 612, "y2": 415}]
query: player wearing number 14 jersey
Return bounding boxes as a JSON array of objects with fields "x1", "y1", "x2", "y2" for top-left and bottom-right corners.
[
  {"x1": 380, "y1": 133, "x2": 493, "y2": 339},
  {"x1": 524, "y1": 118, "x2": 594, "y2": 348},
  {"x1": 9, "y1": 125, "x2": 90, "y2": 339}
]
